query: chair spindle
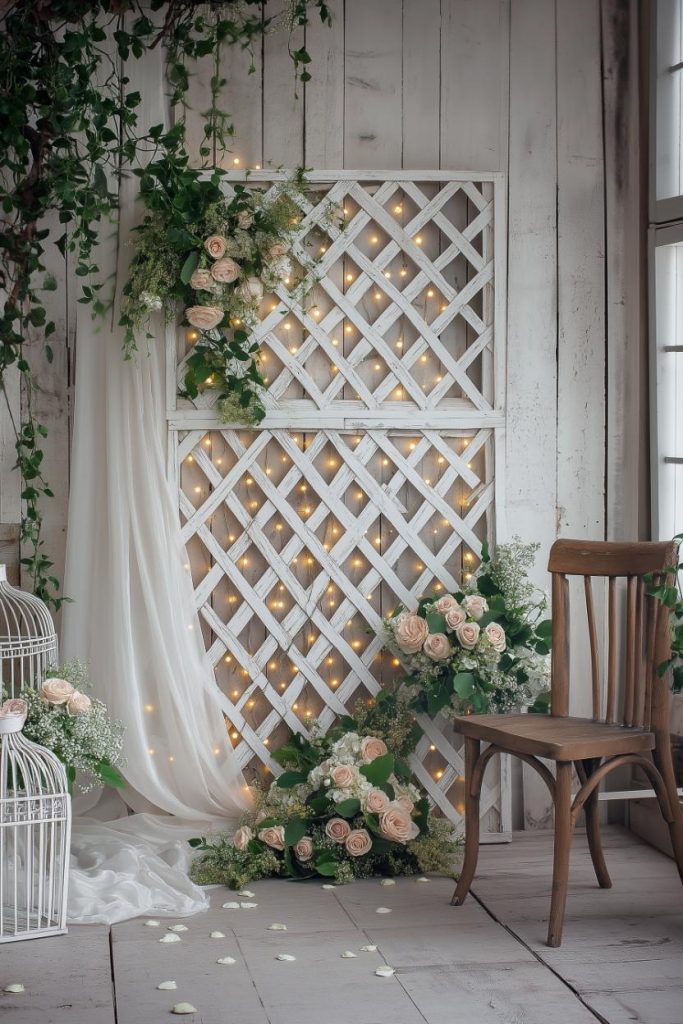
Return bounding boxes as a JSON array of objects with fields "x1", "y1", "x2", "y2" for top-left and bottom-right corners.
[
  {"x1": 583, "y1": 576, "x2": 600, "y2": 720},
  {"x1": 624, "y1": 576, "x2": 637, "y2": 726},
  {"x1": 606, "y1": 576, "x2": 617, "y2": 723}
]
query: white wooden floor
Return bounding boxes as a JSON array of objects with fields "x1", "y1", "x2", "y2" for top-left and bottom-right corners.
[{"x1": 1, "y1": 827, "x2": 681, "y2": 1024}]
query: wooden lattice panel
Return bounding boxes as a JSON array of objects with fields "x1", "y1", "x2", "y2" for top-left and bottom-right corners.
[{"x1": 167, "y1": 171, "x2": 509, "y2": 835}]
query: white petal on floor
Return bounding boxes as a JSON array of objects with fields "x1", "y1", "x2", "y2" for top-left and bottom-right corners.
[
  {"x1": 380, "y1": 879, "x2": 396, "y2": 886},
  {"x1": 144, "y1": 919, "x2": 160, "y2": 927},
  {"x1": 3, "y1": 984, "x2": 25, "y2": 993},
  {"x1": 375, "y1": 907, "x2": 392, "y2": 914},
  {"x1": 417, "y1": 877, "x2": 430, "y2": 883},
  {"x1": 237, "y1": 889, "x2": 255, "y2": 898},
  {"x1": 167, "y1": 924, "x2": 188, "y2": 932},
  {"x1": 157, "y1": 981, "x2": 177, "y2": 991},
  {"x1": 375, "y1": 966, "x2": 396, "y2": 977},
  {"x1": 240, "y1": 901, "x2": 258, "y2": 909},
  {"x1": 216, "y1": 957, "x2": 237, "y2": 965},
  {"x1": 222, "y1": 901, "x2": 240, "y2": 909},
  {"x1": 171, "y1": 1003, "x2": 198, "y2": 1014},
  {"x1": 340, "y1": 951, "x2": 357, "y2": 958},
  {"x1": 321, "y1": 884, "x2": 336, "y2": 890},
  {"x1": 159, "y1": 934, "x2": 182, "y2": 943},
  {"x1": 275, "y1": 954, "x2": 296, "y2": 961},
  {"x1": 267, "y1": 923, "x2": 287, "y2": 931},
  {"x1": 359, "y1": 945, "x2": 378, "y2": 952},
  {"x1": 210, "y1": 931, "x2": 226, "y2": 939}
]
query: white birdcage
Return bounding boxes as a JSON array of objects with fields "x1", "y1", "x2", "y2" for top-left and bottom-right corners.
[
  {"x1": 0, "y1": 706, "x2": 71, "y2": 942},
  {"x1": 0, "y1": 564, "x2": 58, "y2": 697}
]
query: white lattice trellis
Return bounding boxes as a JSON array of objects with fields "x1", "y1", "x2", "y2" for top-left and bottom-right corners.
[{"x1": 167, "y1": 171, "x2": 509, "y2": 838}]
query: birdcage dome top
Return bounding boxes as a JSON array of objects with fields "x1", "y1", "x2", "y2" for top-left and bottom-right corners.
[
  {"x1": 0, "y1": 564, "x2": 56, "y2": 649},
  {"x1": 0, "y1": 724, "x2": 68, "y2": 799}
]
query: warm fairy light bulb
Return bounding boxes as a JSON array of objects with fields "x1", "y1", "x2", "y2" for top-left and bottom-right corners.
[
  {"x1": 319, "y1": 245, "x2": 326, "y2": 253},
  {"x1": 232, "y1": 689, "x2": 239, "y2": 698},
  {"x1": 144, "y1": 704, "x2": 154, "y2": 713},
  {"x1": 370, "y1": 235, "x2": 378, "y2": 244},
  {"x1": 427, "y1": 289, "x2": 434, "y2": 298},
  {"x1": 284, "y1": 323, "x2": 292, "y2": 331},
  {"x1": 275, "y1": 522, "x2": 283, "y2": 531},
  {"x1": 421, "y1": 354, "x2": 428, "y2": 363},
  {"x1": 332, "y1": 337, "x2": 339, "y2": 346},
  {"x1": 233, "y1": 157, "x2": 240, "y2": 165},
  {"x1": 186, "y1": 329, "x2": 199, "y2": 343},
  {"x1": 435, "y1": 769, "x2": 443, "y2": 780},
  {"x1": 193, "y1": 486, "x2": 201, "y2": 494},
  {"x1": 346, "y1": 273, "x2": 354, "y2": 282},
  {"x1": 247, "y1": 699, "x2": 256, "y2": 708},
  {"x1": 415, "y1": 236, "x2": 423, "y2": 246},
  {"x1": 148, "y1": 747, "x2": 155, "y2": 755},
  {"x1": 254, "y1": 163, "x2": 261, "y2": 169},
  {"x1": 352, "y1": 640, "x2": 361, "y2": 649},
  {"x1": 246, "y1": 477, "x2": 253, "y2": 485},
  {"x1": 394, "y1": 204, "x2": 402, "y2": 214},
  {"x1": 400, "y1": 267, "x2": 407, "y2": 277},
  {"x1": 384, "y1": 270, "x2": 392, "y2": 279},
  {"x1": 374, "y1": 363, "x2": 381, "y2": 371},
  {"x1": 312, "y1": 308, "x2": 321, "y2": 318},
  {"x1": 344, "y1": 325, "x2": 352, "y2": 334},
  {"x1": 231, "y1": 731, "x2": 239, "y2": 739},
  {"x1": 392, "y1": 658, "x2": 400, "y2": 667},
  {"x1": 374, "y1": 291, "x2": 382, "y2": 301},
  {"x1": 330, "y1": 679, "x2": 338, "y2": 688}
]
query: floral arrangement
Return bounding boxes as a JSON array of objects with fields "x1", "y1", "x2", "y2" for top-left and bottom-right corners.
[
  {"x1": 384, "y1": 540, "x2": 552, "y2": 717},
  {"x1": 124, "y1": 169, "x2": 339, "y2": 425},
  {"x1": 188, "y1": 693, "x2": 459, "y2": 890},
  {"x1": 0, "y1": 660, "x2": 125, "y2": 793}
]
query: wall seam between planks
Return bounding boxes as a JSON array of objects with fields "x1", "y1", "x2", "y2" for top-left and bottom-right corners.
[
  {"x1": 599, "y1": 0, "x2": 610, "y2": 542},
  {"x1": 554, "y1": 0, "x2": 561, "y2": 538}
]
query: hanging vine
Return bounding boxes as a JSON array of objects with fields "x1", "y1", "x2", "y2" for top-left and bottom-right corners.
[{"x1": 0, "y1": 0, "x2": 331, "y2": 608}]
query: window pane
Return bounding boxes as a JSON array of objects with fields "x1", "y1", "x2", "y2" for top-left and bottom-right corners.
[
  {"x1": 654, "y1": 239, "x2": 683, "y2": 538},
  {"x1": 656, "y1": 0, "x2": 683, "y2": 202}
]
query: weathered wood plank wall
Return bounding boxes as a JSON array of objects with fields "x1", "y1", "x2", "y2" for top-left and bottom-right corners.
[{"x1": 0, "y1": 0, "x2": 647, "y2": 826}]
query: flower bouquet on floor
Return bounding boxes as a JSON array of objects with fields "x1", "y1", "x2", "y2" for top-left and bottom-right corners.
[
  {"x1": 188, "y1": 693, "x2": 460, "y2": 889},
  {"x1": 384, "y1": 539, "x2": 552, "y2": 718}
]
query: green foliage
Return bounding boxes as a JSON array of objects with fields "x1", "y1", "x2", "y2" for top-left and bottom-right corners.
[
  {"x1": 645, "y1": 536, "x2": 683, "y2": 693},
  {"x1": 0, "y1": 0, "x2": 331, "y2": 607}
]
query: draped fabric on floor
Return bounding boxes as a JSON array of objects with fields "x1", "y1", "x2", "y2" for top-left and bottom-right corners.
[{"x1": 60, "y1": 33, "x2": 250, "y2": 924}]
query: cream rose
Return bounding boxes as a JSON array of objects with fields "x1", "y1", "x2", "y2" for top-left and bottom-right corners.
[
  {"x1": 325, "y1": 817, "x2": 351, "y2": 843},
  {"x1": 258, "y1": 825, "x2": 285, "y2": 850},
  {"x1": 235, "y1": 276, "x2": 264, "y2": 304},
  {"x1": 394, "y1": 613, "x2": 429, "y2": 654},
  {"x1": 205, "y1": 235, "x2": 228, "y2": 259},
  {"x1": 237, "y1": 210, "x2": 254, "y2": 229},
  {"x1": 1, "y1": 698, "x2": 27, "y2": 717},
  {"x1": 345, "y1": 829, "x2": 372, "y2": 857},
  {"x1": 456, "y1": 621, "x2": 481, "y2": 650},
  {"x1": 363, "y1": 788, "x2": 390, "y2": 814},
  {"x1": 66, "y1": 691, "x2": 92, "y2": 715},
  {"x1": 445, "y1": 606, "x2": 467, "y2": 630},
  {"x1": 185, "y1": 305, "x2": 224, "y2": 331},
  {"x1": 395, "y1": 794, "x2": 415, "y2": 813},
  {"x1": 463, "y1": 594, "x2": 488, "y2": 620},
  {"x1": 360, "y1": 736, "x2": 388, "y2": 761},
  {"x1": 189, "y1": 268, "x2": 215, "y2": 291},
  {"x1": 423, "y1": 633, "x2": 451, "y2": 661},
  {"x1": 268, "y1": 241, "x2": 290, "y2": 259},
  {"x1": 330, "y1": 763, "x2": 358, "y2": 789},
  {"x1": 210, "y1": 257, "x2": 240, "y2": 284},
  {"x1": 379, "y1": 804, "x2": 419, "y2": 844},
  {"x1": 434, "y1": 594, "x2": 459, "y2": 614},
  {"x1": 233, "y1": 825, "x2": 253, "y2": 851},
  {"x1": 484, "y1": 622, "x2": 507, "y2": 653},
  {"x1": 294, "y1": 836, "x2": 314, "y2": 861},
  {"x1": 41, "y1": 677, "x2": 74, "y2": 705}
]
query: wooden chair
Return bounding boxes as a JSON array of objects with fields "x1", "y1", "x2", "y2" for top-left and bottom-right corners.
[{"x1": 451, "y1": 539, "x2": 683, "y2": 947}]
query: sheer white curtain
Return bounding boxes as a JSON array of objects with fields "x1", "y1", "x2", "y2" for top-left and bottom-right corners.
[{"x1": 60, "y1": 35, "x2": 250, "y2": 924}]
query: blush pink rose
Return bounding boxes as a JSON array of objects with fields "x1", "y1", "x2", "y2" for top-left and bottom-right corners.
[
  {"x1": 423, "y1": 633, "x2": 451, "y2": 661},
  {"x1": 1, "y1": 698, "x2": 27, "y2": 717},
  {"x1": 189, "y1": 268, "x2": 215, "y2": 291},
  {"x1": 463, "y1": 594, "x2": 488, "y2": 620},
  {"x1": 484, "y1": 622, "x2": 507, "y2": 653},
  {"x1": 434, "y1": 594, "x2": 460, "y2": 614},
  {"x1": 325, "y1": 817, "x2": 351, "y2": 843},
  {"x1": 268, "y1": 241, "x2": 290, "y2": 259},
  {"x1": 379, "y1": 804, "x2": 420, "y2": 844},
  {"x1": 445, "y1": 606, "x2": 466, "y2": 630},
  {"x1": 331, "y1": 764, "x2": 358, "y2": 788},
  {"x1": 41, "y1": 678, "x2": 74, "y2": 705},
  {"x1": 364, "y1": 788, "x2": 390, "y2": 814},
  {"x1": 233, "y1": 825, "x2": 253, "y2": 851},
  {"x1": 395, "y1": 794, "x2": 415, "y2": 813},
  {"x1": 237, "y1": 210, "x2": 254, "y2": 229},
  {"x1": 258, "y1": 825, "x2": 285, "y2": 850},
  {"x1": 360, "y1": 736, "x2": 388, "y2": 761},
  {"x1": 235, "y1": 276, "x2": 264, "y2": 303},
  {"x1": 185, "y1": 305, "x2": 224, "y2": 331},
  {"x1": 456, "y1": 621, "x2": 481, "y2": 650},
  {"x1": 205, "y1": 235, "x2": 228, "y2": 259},
  {"x1": 254, "y1": 810, "x2": 268, "y2": 825},
  {"x1": 345, "y1": 829, "x2": 372, "y2": 857},
  {"x1": 294, "y1": 836, "x2": 314, "y2": 861},
  {"x1": 394, "y1": 613, "x2": 428, "y2": 654},
  {"x1": 210, "y1": 257, "x2": 240, "y2": 284},
  {"x1": 66, "y1": 691, "x2": 92, "y2": 715}
]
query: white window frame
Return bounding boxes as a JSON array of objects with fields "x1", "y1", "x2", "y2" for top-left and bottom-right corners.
[{"x1": 650, "y1": 0, "x2": 683, "y2": 224}]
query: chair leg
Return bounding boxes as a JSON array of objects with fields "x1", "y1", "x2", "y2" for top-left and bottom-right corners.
[
  {"x1": 650, "y1": 749, "x2": 683, "y2": 886},
  {"x1": 451, "y1": 737, "x2": 481, "y2": 906},
  {"x1": 547, "y1": 761, "x2": 574, "y2": 947},
  {"x1": 578, "y1": 758, "x2": 611, "y2": 889}
]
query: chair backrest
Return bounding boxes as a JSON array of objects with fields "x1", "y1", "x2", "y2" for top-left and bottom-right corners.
[{"x1": 547, "y1": 539, "x2": 678, "y2": 735}]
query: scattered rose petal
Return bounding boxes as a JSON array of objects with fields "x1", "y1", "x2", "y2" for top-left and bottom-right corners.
[
  {"x1": 340, "y1": 951, "x2": 357, "y2": 958},
  {"x1": 375, "y1": 907, "x2": 392, "y2": 914},
  {"x1": 375, "y1": 966, "x2": 395, "y2": 978},
  {"x1": 237, "y1": 889, "x2": 255, "y2": 898},
  {"x1": 159, "y1": 933, "x2": 182, "y2": 943},
  {"x1": 360, "y1": 945, "x2": 378, "y2": 952},
  {"x1": 167, "y1": 924, "x2": 188, "y2": 933},
  {"x1": 380, "y1": 879, "x2": 396, "y2": 886},
  {"x1": 171, "y1": 1003, "x2": 197, "y2": 1014},
  {"x1": 216, "y1": 956, "x2": 237, "y2": 965},
  {"x1": 157, "y1": 981, "x2": 177, "y2": 991},
  {"x1": 3, "y1": 984, "x2": 24, "y2": 993},
  {"x1": 417, "y1": 877, "x2": 430, "y2": 883},
  {"x1": 210, "y1": 931, "x2": 226, "y2": 939},
  {"x1": 240, "y1": 901, "x2": 258, "y2": 909},
  {"x1": 275, "y1": 954, "x2": 296, "y2": 961},
  {"x1": 144, "y1": 919, "x2": 161, "y2": 927},
  {"x1": 267, "y1": 923, "x2": 287, "y2": 931},
  {"x1": 321, "y1": 884, "x2": 336, "y2": 890},
  {"x1": 222, "y1": 901, "x2": 240, "y2": 909}
]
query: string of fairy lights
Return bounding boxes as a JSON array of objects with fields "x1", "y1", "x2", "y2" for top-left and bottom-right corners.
[{"x1": 172, "y1": 173, "x2": 489, "y2": 789}]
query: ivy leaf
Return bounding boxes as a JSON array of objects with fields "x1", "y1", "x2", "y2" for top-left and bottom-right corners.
[
  {"x1": 276, "y1": 770, "x2": 308, "y2": 789},
  {"x1": 315, "y1": 860, "x2": 339, "y2": 877},
  {"x1": 334, "y1": 798, "x2": 360, "y2": 818},
  {"x1": 95, "y1": 760, "x2": 125, "y2": 790},
  {"x1": 180, "y1": 250, "x2": 200, "y2": 284},
  {"x1": 453, "y1": 672, "x2": 475, "y2": 699},
  {"x1": 426, "y1": 611, "x2": 446, "y2": 634},
  {"x1": 359, "y1": 752, "x2": 394, "y2": 786},
  {"x1": 284, "y1": 817, "x2": 307, "y2": 847}
]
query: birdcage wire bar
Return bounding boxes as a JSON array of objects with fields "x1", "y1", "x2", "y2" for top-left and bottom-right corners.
[{"x1": 0, "y1": 565, "x2": 58, "y2": 698}]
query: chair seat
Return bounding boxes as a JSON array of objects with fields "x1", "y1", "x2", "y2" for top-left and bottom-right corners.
[{"x1": 452, "y1": 713, "x2": 655, "y2": 760}]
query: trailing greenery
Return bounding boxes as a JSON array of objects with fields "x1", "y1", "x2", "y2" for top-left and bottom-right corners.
[
  {"x1": 0, "y1": 0, "x2": 331, "y2": 607},
  {"x1": 645, "y1": 534, "x2": 683, "y2": 693}
]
